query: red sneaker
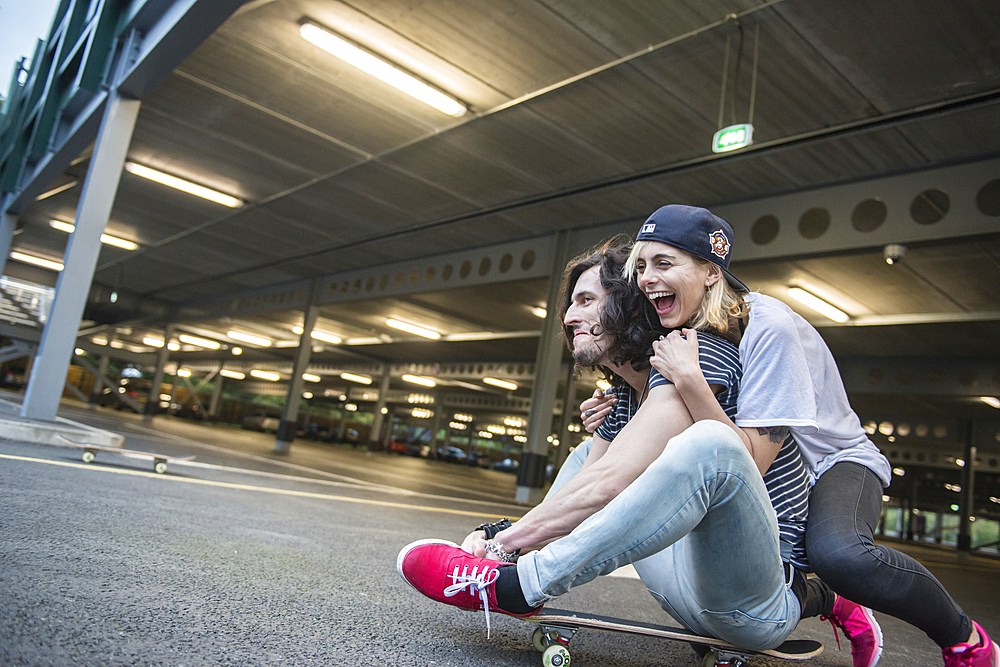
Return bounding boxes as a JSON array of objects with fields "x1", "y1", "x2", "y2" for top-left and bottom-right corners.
[
  {"x1": 943, "y1": 622, "x2": 1000, "y2": 667},
  {"x1": 397, "y1": 539, "x2": 540, "y2": 636},
  {"x1": 821, "y1": 596, "x2": 883, "y2": 667}
]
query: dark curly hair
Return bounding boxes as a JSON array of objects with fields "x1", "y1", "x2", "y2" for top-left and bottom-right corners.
[{"x1": 557, "y1": 236, "x2": 665, "y2": 383}]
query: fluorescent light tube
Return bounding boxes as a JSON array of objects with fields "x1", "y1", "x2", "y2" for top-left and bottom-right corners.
[
  {"x1": 227, "y1": 330, "x2": 272, "y2": 346},
  {"x1": 312, "y1": 330, "x2": 342, "y2": 344},
  {"x1": 9, "y1": 251, "x2": 63, "y2": 271},
  {"x1": 981, "y1": 396, "x2": 1000, "y2": 409},
  {"x1": 402, "y1": 374, "x2": 436, "y2": 387},
  {"x1": 302, "y1": 373, "x2": 321, "y2": 382},
  {"x1": 35, "y1": 180, "x2": 77, "y2": 200},
  {"x1": 386, "y1": 318, "x2": 441, "y2": 339},
  {"x1": 787, "y1": 288, "x2": 849, "y2": 323},
  {"x1": 345, "y1": 337, "x2": 383, "y2": 345},
  {"x1": 50, "y1": 220, "x2": 139, "y2": 250},
  {"x1": 250, "y1": 370, "x2": 281, "y2": 381},
  {"x1": 299, "y1": 22, "x2": 466, "y2": 117},
  {"x1": 340, "y1": 373, "x2": 373, "y2": 385},
  {"x1": 483, "y1": 377, "x2": 518, "y2": 391},
  {"x1": 219, "y1": 369, "x2": 246, "y2": 379},
  {"x1": 177, "y1": 334, "x2": 221, "y2": 350},
  {"x1": 125, "y1": 162, "x2": 242, "y2": 207}
]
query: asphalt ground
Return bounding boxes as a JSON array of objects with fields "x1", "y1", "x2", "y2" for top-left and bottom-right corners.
[{"x1": 2, "y1": 402, "x2": 998, "y2": 667}]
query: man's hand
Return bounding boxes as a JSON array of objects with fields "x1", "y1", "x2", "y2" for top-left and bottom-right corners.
[
  {"x1": 461, "y1": 530, "x2": 489, "y2": 557},
  {"x1": 580, "y1": 387, "x2": 616, "y2": 433},
  {"x1": 650, "y1": 328, "x2": 704, "y2": 386}
]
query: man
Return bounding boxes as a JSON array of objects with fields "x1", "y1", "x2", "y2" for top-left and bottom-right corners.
[{"x1": 397, "y1": 237, "x2": 878, "y2": 660}]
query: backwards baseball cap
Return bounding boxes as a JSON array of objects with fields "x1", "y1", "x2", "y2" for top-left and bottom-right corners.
[{"x1": 635, "y1": 204, "x2": 748, "y2": 293}]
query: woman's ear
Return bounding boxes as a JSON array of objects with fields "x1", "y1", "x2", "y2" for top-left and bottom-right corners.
[{"x1": 706, "y1": 266, "x2": 723, "y2": 288}]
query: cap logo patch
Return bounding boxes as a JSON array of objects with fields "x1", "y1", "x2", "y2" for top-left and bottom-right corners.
[
  {"x1": 640, "y1": 223, "x2": 656, "y2": 235},
  {"x1": 708, "y1": 230, "x2": 730, "y2": 259}
]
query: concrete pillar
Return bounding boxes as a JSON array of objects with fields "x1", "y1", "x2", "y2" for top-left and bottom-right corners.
[
  {"x1": 0, "y1": 204, "x2": 16, "y2": 277},
  {"x1": 381, "y1": 408, "x2": 395, "y2": 449},
  {"x1": 958, "y1": 421, "x2": 977, "y2": 551},
  {"x1": 144, "y1": 324, "x2": 174, "y2": 423},
  {"x1": 553, "y1": 362, "x2": 578, "y2": 472},
  {"x1": 21, "y1": 91, "x2": 141, "y2": 421},
  {"x1": 517, "y1": 231, "x2": 572, "y2": 504},
  {"x1": 209, "y1": 371, "x2": 224, "y2": 418},
  {"x1": 367, "y1": 366, "x2": 391, "y2": 447},
  {"x1": 275, "y1": 286, "x2": 319, "y2": 453},
  {"x1": 429, "y1": 403, "x2": 443, "y2": 457},
  {"x1": 337, "y1": 407, "x2": 349, "y2": 442},
  {"x1": 87, "y1": 353, "x2": 111, "y2": 409},
  {"x1": 906, "y1": 477, "x2": 919, "y2": 541}
]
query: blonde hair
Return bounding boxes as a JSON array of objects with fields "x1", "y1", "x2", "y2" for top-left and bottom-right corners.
[{"x1": 625, "y1": 240, "x2": 748, "y2": 334}]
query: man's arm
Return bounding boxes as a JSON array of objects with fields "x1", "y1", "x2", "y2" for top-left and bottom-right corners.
[
  {"x1": 461, "y1": 433, "x2": 613, "y2": 556},
  {"x1": 491, "y1": 383, "x2": 694, "y2": 555}
]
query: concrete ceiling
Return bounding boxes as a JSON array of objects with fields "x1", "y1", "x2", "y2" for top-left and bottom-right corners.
[{"x1": 5, "y1": 0, "x2": 1000, "y2": 446}]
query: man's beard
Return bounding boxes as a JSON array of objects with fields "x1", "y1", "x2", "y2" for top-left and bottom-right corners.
[{"x1": 573, "y1": 336, "x2": 606, "y2": 367}]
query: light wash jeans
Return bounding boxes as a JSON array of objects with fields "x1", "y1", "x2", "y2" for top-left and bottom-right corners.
[{"x1": 516, "y1": 420, "x2": 800, "y2": 650}]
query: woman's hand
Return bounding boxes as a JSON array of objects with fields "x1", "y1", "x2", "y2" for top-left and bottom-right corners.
[
  {"x1": 651, "y1": 328, "x2": 703, "y2": 385},
  {"x1": 580, "y1": 387, "x2": 616, "y2": 433}
]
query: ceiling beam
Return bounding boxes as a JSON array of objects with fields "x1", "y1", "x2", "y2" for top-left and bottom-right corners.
[{"x1": 840, "y1": 357, "x2": 1000, "y2": 398}]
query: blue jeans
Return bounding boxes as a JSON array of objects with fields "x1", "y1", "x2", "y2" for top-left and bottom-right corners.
[{"x1": 516, "y1": 421, "x2": 800, "y2": 650}]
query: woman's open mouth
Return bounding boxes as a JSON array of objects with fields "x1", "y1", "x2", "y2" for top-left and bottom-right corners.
[{"x1": 647, "y1": 291, "x2": 675, "y2": 315}]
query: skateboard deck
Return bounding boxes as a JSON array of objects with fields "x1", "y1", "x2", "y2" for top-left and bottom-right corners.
[
  {"x1": 57, "y1": 435, "x2": 194, "y2": 474},
  {"x1": 525, "y1": 608, "x2": 823, "y2": 666}
]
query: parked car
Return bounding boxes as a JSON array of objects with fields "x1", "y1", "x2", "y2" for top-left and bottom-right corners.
[
  {"x1": 241, "y1": 413, "x2": 280, "y2": 432},
  {"x1": 493, "y1": 458, "x2": 519, "y2": 473},
  {"x1": 439, "y1": 446, "x2": 468, "y2": 463},
  {"x1": 97, "y1": 378, "x2": 151, "y2": 411}
]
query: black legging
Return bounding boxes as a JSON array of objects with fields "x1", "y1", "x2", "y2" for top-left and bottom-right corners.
[{"x1": 806, "y1": 461, "x2": 972, "y2": 648}]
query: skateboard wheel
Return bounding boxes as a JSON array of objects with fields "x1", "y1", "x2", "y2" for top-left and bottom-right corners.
[
  {"x1": 542, "y1": 644, "x2": 570, "y2": 667},
  {"x1": 532, "y1": 628, "x2": 562, "y2": 651},
  {"x1": 154, "y1": 461, "x2": 167, "y2": 474},
  {"x1": 82, "y1": 451, "x2": 95, "y2": 463}
]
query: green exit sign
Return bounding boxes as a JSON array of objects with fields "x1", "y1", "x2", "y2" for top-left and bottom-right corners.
[{"x1": 712, "y1": 124, "x2": 753, "y2": 153}]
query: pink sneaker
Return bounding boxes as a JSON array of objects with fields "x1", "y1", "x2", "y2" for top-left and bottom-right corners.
[
  {"x1": 943, "y1": 622, "x2": 1000, "y2": 667},
  {"x1": 821, "y1": 596, "x2": 883, "y2": 667},
  {"x1": 397, "y1": 539, "x2": 541, "y2": 636}
]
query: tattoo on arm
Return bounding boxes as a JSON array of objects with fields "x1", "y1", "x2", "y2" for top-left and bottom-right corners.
[{"x1": 756, "y1": 426, "x2": 790, "y2": 444}]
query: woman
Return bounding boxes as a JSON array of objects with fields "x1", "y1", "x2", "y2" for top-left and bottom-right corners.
[{"x1": 587, "y1": 204, "x2": 996, "y2": 667}]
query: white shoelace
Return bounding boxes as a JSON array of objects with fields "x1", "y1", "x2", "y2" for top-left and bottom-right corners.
[{"x1": 443, "y1": 564, "x2": 501, "y2": 637}]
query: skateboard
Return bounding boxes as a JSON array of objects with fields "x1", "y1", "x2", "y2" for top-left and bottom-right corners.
[
  {"x1": 57, "y1": 435, "x2": 194, "y2": 474},
  {"x1": 524, "y1": 608, "x2": 823, "y2": 667}
]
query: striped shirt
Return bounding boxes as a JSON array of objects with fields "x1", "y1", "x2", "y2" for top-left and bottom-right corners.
[
  {"x1": 762, "y1": 433, "x2": 811, "y2": 569},
  {"x1": 594, "y1": 330, "x2": 812, "y2": 570},
  {"x1": 595, "y1": 331, "x2": 741, "y2": 441}
]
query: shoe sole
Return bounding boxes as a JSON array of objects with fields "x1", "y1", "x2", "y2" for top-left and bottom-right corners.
[
  {"x1": 396, "y1": 538, "x2": 459, "y2": 592},
  {"x1": 859, "y1": 606, "x2": 884, "y2": 667}
]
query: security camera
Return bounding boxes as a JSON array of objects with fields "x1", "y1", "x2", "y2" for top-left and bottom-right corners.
[{"x1": 883, "y1": 244, "x2": 906, "y2": 265}]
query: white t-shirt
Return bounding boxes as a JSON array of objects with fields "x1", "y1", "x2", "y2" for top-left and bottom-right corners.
[{"x1": 735, "y1": 293, "x2": 891, "y2": 487}]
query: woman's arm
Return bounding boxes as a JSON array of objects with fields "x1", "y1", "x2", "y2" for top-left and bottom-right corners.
[{"x1": 651, "y1": 329, "x2": 781, "y2": 475}]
